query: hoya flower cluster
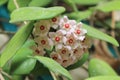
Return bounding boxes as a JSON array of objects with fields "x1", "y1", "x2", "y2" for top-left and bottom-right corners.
[{"x1": 32, "y1": 16, "x2": 89, "y2": 67}]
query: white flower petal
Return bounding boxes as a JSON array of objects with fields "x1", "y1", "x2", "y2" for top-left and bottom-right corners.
[
  {"x1": 63, "y1": 16, "x2": 68, "y2": 22},
  {"x1": 49, "y1": 32, "x2": 55, "y2": 38},
  {"x1": 48, "y1": 38, "x2": 54, "y2": 46},
  {"x1": 78, "y1": 36, "x2": 85, "y2": 41},
  {"x1": 62, "y1": 37, "x2": 67, "y2": 44},
  {"x1": 58, "y1": 30, "x2": 66, "y2": 35},
  {"x1": 52, "y1": 24, "x2": 59, "y2": 29},
  {"x1": 55, "y1": 44, "x2": 63, "y2": 50}
]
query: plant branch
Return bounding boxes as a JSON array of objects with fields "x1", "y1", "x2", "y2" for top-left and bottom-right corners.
[
  {"x1": 0, "y1": 73, "x2": 5, "y2": 80},
  {"x1": 13, "y1": 0, "x2": 27, "y2": 24},
  {"x1": 0, "y1": 69, "x2": 12, "y2": 80},
  {"x1": 111, "y1": 11, "x2": 115, "y2": 37},
  {"x1": 64, "y1": 0, "x2": 78, "y2": 12}
]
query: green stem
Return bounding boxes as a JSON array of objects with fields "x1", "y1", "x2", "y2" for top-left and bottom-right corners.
[
  {"x1": 64, "y1": 0, "x2": 78, "y2": 12},
  {"x1": 71, "y1": 1, "x2": 78, "y2": 12},
  {"x1": 0, "y1": 69, "x2": 12, "y2": 80}
]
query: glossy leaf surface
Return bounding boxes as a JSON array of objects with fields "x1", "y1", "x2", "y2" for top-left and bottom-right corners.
[
  {"x1": 96, "y1": 0, "x2": 120, "y2": 12},
  {"x1": 0, "y1": 22, "x2": 34, "y2": 67},
  {"x1": 10, "y1": 7, "x2": 65, "y2": 22},
  {"x1": 34, "y1": 56, "x2": 72, "y2": 80},
  {"x1": 88, "y1": 58, "x2": 117, "y2": 77},
  {"x1": 83, "y1": 24, "x2": 119, "y2": 46},
  {"x1": 12, "y1": 58, "x2": 36, "y2": 74},
  {"x1": 29, "y1": 0, "x2": 53, "y2": 7},
  {"x1": 7, "y1": 0, "x2": 31, "y2": 12},
  {"x1": 67, "y1": 53, "x2": 89, "y2": 70}
]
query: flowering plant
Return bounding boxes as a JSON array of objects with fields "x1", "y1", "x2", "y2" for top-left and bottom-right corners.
[{"x1": 32, "y1": 16, "x2": 90, "y2": 67}]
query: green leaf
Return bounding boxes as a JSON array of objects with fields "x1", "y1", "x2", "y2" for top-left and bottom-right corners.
[
  {"x1": 7, "y1": 0, "x2": 31, "y2": 12},
  {"x1": 31, "y1": 61, "x2": 50, "y2": 76},
  {"x1": 0, "y1": 21, "x2": 34, "y2": 67},
  {"x1": 73, "y1": 0, "x2": 103, "y2": 5},
  {"x1": 11, "y1": 40, "x2": 36, "y2": 74},
  {"x1": 88, "y1": 58, "x2": 117, "y2": 77},
  {"x1": 96, "y1": 0, "x2": 120, "y2": 12},
  {"x1": 83, "y1": 24, "x2": 119, "y2": 46},
  {"x1": 12, "y1": 58, "x2": 36, "y2": 74},
  {"x1": 12, "y1": 75, "x2": 23, "y2": 80},
  {"x1": 66, "y1": 10, "x2": 92, "y2": 21},
  {"x1": 29, "y1": 0, "x2": 53, "y2": 7},
  {"x1": 10, "y1": 6, "x2": 65, "y2": 23},
  {"x1": 3, "y1": 40, "x2": 35, "y2": 73},
  {"x1": 34, "y1": 56, "x2": 72, "y2": 80},
  {"x1": 11, "y1": 40, "x2": 35, "y2": 63},
  {"x1": 67, "y1": 53, "x2": 89, "y2": 70},
  {"x1": 0, "y1": 0, "x2": 8, "y2": 6},
  {"x1": 86, "y1": 76, "x2": 120, "y2": 80}
]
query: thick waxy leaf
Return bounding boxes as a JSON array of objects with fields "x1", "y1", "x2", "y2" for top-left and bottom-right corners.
[
  {"x1": 0, "y1": 22, "x2": 34, "y2": 67},
  {"x1": 88, "y1": 58, "x2": 117, "y2": 77},
  {"x1": 34, "y1": 56, "x2": 72, "y2": 80},
  {"x1": 12, "y1": 58, "x2": 36, "y2": 74},
  {"x1": 2, "y1": 40, "x2": 35, "y2": 73},
  {"x1": 67, "y1": 53, "x2": 89, "y2": 70},
  {"x1": 66, "y1": 10, "x2": 92, "y2": 21},
  {"x1": 11, "y1": 40, "x2": 36, "y2": 74},
  {"x1": 10, "y1": 7, "x2": 65, "y2": 23},
  {"x1": 83, "y1": 24, "x2": 119, "y2": 46},
  {"x1": 12, "y1": 75, "x2": 23, "y2": 80},
  {"x1": 96, "y1": 0, "x2": 120, "y2": 12},
  {"x1": 7, "y1": 0, "x2": 31, "y2": 12},
  {"x1": 11, "y1": 40, "x2": 35, "y2": 63},
  {"x1": 0, "y1": 0, "x2": 8, "y2": 6},
  {"x1": 73, "y1": 0, "x2": 103, "y2": 5},
  {"x1": 32, "y1": 62, "x2": 50, "y2": 76},
  {"x1": 86, "y1": 76, "x2": 120, "y2": 80},
  {"x1": 29, "y1": 0, "x2": 53, "y2": 7}
]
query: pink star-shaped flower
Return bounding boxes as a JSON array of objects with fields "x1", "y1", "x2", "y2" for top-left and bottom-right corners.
[
  {"x1": 34, "y1": 20, "x2": 51, "y2": 36},
  {"x1": 49, "y1": 30, "x2": 67, "y2": 49},
  {"x1": 50, "y1": 16, "x2": 60, "y2": 29},
  {"x1": 59, "y1": 16, "x2": 76, "y2": 34},
  {"x1": 65, "y1": 33, "x2": 79, "y2": 49},
  {"x1": 74, "y1": 22, "x2": 87, "y2": 41},
  {"x1": 34, "y1": 36, "x2": 53, "y2": 50},
  {"x1": 31, "y1": 45, "x2": 45, "y2": 56},
  {"x1": 56, "y1": 45, "x2": 72, "y2": 59},
  {"x1": 50, "y1": 52, "x2": 62, "y2": 64},
  {"x1": 61, "y1": 55, "x2": 77, "y2": 67},
  {"x1": 73, "y1": 47, "x2": 84, "y2": 59}
]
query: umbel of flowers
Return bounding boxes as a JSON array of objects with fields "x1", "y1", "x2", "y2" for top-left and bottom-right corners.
[{"x1": 31, "y1": 16, "x2": 90, "y2": 67}]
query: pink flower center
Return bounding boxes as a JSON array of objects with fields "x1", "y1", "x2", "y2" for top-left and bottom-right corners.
[
  {"x1": 64, "y1": 23, "x2": 70, "y2": 28},
  {"x1": 63, "y1": 60, "x2": 67, "y2": 63},
  {"x1": 74, "y1": 49, "x2": 78, "y2": 54},
  {"x1": 52, "y1": 17, "x2": 57, "y2": 22},
  {"x1": 68, "y1": 39, "x2": 73, "y2": 44},
  {"x1": 41, "y1": 40, "x2": 46, "y2": 45},
  {"x1": 61, "y1": 49, "x2": 66, "y2": 54},
  {"x1": 40, "y1": 25, "x2": 45, "y2": 30},
  {"x1": 55, "y1": 37, "x2": 60, "y2": 42},
  {"x1": 76, "y1": 30, "x2": 81, "y2": 34},
  {"x1": 35, "y1": 49, "x2": 40, "y2": 54},
  {"x1": 52, "y1": 56, "x2": 57, "y2": 60}
]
